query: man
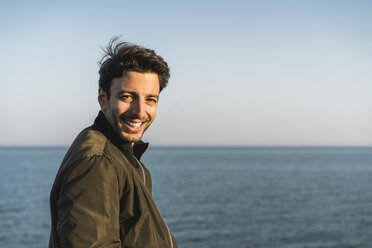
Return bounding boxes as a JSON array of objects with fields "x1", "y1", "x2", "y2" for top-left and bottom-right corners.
[{"x1": 49, "y1": 38, "x2": 177, "y2": 248}]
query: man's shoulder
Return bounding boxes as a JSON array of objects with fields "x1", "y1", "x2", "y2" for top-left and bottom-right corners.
[
  {"x1": 67, "y1": 127, "x2": 110, "y2": 158},
  {"x1": 56, "y1": 127, "x2": 118, "y2": 179},
  {"x1": 51, "y1": 127, "x2": 122, "y2": 199}
]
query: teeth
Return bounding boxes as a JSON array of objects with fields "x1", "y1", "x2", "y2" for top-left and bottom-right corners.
[{"x1": 125, "y1": 120, "x2": 142, "y2": 128}]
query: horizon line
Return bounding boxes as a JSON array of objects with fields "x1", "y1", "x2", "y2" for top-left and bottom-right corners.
[{"x1": 0, "y1": 145, "x2": 371, "y2": 149}]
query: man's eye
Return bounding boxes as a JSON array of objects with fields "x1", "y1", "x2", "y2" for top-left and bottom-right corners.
[
  {"x1": 120, "y1": 95, "x2": 132, "y2": 101},
  {"x1": 147, "y1": 98, "x2": 158, "y2": 103}
]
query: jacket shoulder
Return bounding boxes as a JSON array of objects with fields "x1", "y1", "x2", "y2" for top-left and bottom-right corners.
[{"x1": 68, "y1": 127, "x2": 108, "y2": 157}]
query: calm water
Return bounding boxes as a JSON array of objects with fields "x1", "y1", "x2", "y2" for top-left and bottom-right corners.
[{"x1": 0, "y1": 146, "x2": 372, "y2": 248}]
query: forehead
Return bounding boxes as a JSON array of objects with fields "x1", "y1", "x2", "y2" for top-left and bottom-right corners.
[{"x1": 111, "y1": 71, "x2": 160, "y2": 94}]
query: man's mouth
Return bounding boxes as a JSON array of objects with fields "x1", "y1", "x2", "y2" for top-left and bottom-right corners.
[
  {"x1": 125, "y1": 120, "x2": 143, "y2": 128},
  {"x1": 121, "y1": 119, "x2": 147, "y2": 133}
]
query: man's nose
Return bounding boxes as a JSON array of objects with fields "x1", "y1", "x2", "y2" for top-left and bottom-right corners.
[{"x1": 130, "y1": 99, "x2": 146, "y2": 119}]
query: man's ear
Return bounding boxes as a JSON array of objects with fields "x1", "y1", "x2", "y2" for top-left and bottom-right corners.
[{"x1": 98, "y1": 88, "x2": 108, "y2": 112}]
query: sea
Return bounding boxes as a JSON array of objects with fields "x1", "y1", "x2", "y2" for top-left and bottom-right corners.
[{"x1": 0, "y1": 146, "x2": 372, "y2": 248}]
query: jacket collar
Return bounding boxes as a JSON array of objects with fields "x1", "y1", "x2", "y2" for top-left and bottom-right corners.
[{"x1": 92, "y1": 111, "x2": 149, "y2": 161}]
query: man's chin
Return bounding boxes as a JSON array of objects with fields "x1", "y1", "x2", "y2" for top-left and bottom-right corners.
[{"x1": 119, "y1": 132, "x2": 143, "y2": 143}]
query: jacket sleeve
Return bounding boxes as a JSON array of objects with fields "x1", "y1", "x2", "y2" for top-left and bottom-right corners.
[{"x1": 56, "y1": 155, "x2": 121, "y2": 248}]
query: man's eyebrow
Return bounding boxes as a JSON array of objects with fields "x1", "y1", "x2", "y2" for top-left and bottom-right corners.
[
  {"x1": 117, "y1": 90, "x2": 159, "y2": 98},
  {"x1": 117, "y1": 90, "x2": 135, "y2": 96},
  {"x1": 147, "y1": 94, "x2": 159, "y2": 99}
]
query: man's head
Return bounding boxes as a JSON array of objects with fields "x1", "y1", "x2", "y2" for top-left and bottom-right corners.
[{"x1": 98, "y1": 38, "x2": 170, "y2": 143}]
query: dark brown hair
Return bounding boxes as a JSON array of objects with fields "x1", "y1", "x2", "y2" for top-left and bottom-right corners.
[{"x1": 99, "y1": 37, "x2": 170, "y2": 98}]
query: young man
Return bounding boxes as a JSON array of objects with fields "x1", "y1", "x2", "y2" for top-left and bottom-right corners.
[{"x1": 49, "y1": 39, "x2": 177, "y2": 248}]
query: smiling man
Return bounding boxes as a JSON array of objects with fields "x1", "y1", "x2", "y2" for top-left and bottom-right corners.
[
  {"x1": 49, "y1": 39, "x2": 177, "y2": 248},
  {"x1": 99, "y1": 71, "x2": 159, "y2": 143}
]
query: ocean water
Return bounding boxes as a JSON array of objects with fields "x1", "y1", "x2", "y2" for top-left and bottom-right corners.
[{"x1": 0, "y1": 147, "x2": 372, "y2": 248}]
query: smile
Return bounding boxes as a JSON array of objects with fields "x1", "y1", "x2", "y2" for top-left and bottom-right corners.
[{"x1": 124, "y1": 120, "x2": 143, "y2": 128}]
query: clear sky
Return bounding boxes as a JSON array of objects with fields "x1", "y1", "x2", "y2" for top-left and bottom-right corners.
[{"x1": 0, "y1": 0, "x2": 371, "y2": 146}]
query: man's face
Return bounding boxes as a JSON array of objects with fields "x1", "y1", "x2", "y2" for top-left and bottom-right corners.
[{"x1": 99, "y1": 71, "x2": 160, "y2": 143}]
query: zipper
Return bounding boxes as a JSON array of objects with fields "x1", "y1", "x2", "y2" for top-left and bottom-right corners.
[
  {"x1": 135, "y1": 156, "x2": 146, "y2": 185},
  {"x1": 134, "y1": 156, "x2": 174, "y2": 248}
]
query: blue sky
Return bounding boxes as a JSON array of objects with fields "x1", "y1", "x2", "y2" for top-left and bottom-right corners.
[{"x1": 0, "y1": 0, "x2": 371, "y2": 146}]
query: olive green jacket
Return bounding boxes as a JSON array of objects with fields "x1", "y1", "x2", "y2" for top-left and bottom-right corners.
[{"x1": 49, "y1": 112, "x2": 177, "y2": 248}]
